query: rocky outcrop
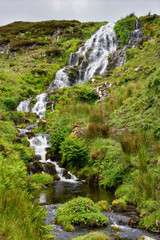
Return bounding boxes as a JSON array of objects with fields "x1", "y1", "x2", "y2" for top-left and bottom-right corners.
[{"x1": 94, "y1": 82, "x2": 112, "y2": 104}]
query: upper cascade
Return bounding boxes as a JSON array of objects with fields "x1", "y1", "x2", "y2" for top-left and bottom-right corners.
[{"x1": 49, "y1": 22, "x2": 117, "y2": 90}]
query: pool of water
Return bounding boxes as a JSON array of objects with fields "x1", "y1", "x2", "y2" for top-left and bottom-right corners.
[{"x1": 32, "y1": 181, "x2": 160, "y2": 240}]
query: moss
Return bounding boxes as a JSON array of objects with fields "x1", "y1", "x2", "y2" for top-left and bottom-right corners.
[
  {"x1": 56, "y1": 197, "x2": 108, "y2": 231},
  {"x1": 96, "y1": 200, "x2": 109, "y2": 211},
  {"x1": 73, "y1": 232, "x2": 110, "y2": 240},
  {"x1": 112, "y1": 199, "x2": 127, "y2": 211}
]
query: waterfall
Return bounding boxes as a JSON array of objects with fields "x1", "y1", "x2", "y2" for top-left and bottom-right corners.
[
  {"x1": 32, "y1": 93, "x2": 49, "y2": 119},
  {"x1": 17, "y1": 97, "x2": 32, "y2": 112},
  {"x1": 49, "y1": 22, "x2": 117, "y2": 90},
  {"x1": 29, "y1": 134, "x2": 50, "y2": 161}
]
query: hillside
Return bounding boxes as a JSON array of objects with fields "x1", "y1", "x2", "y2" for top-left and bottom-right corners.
[{"x1": 0, "y1": 14, "x2": 160, "y2": 239}]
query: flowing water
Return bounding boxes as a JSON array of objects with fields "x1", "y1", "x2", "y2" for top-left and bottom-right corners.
[{"x1": 16, "y1": 22, "x2": 160, "y2": 240}]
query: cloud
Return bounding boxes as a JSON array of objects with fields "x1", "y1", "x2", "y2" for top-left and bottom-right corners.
[{"x1": 51, "y1": 0, "x2": 90, "y2": 14}]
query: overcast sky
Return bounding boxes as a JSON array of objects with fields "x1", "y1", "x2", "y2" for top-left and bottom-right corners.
[{"x1": 0, "y1": 0, "x2": 159, "y2": 27}]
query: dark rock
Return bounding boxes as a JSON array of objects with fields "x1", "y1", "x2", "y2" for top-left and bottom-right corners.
[
  {"x1": 35, "y1": 155, "x2": 41, "y2": 161},
  {"x1": 26, "y1": 131, "x2": 35, "y2": 139},
  {"x1": 28, "y1": 161, "x2": 44, "y2": 174},
  {"x1": 38, "y1": 119, "x2": 47, "y2": 129},
  {"x1": 62, "y1": 169, "x2": 68, "y2": 177},
  {"x1": 44, "y1": 162, "x2": 56, "y2": 175},
  {"x1": 46, "y1": 148, "x2": 53, "y2": 160},
  {"x1": 65, "y1": 173, "x2": 71, "y2": 179},
  {"x1": 128, "y1": 216, "x2": 140, "y2": 228},
  {"x1": 53, "y1": 174, "x2": 60, "y2": 181}
]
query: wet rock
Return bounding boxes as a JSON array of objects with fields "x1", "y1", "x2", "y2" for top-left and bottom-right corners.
[
  {"x1": 26, "y1": 131, "x2": 35, "y2": 139},
  {"x1": 128, "y1": 216, "x2": 140, "y2": 228},
  {"x1": 53, "y1": 174, "x2": 60, "y2": 181},
  {"x1": 65, "y1": 173, "x2": 71, "y2": 179},
  {"x1": 112, "y1": 199, "x2": 127, "y2": 212},
  {"x1": 111, "y1": 226, "x2": 120, "y2": 232},
  {"x1": 38, "y1": 119, "x2": 47, "y2": 129},
  {"x1": 138, "y1": 236, "x2": 156, "y2": 240},
  {"x1": 46, "y1": 148, "x2": 53, "y2": 160},
  {"x1": 35, "y1": 155, "x2": 41, "y2": 161},
  {"x1": 44, "y1": 162, "x2": 56, "y2": 175},
  {"x1": 28, "y1": 161, "x2": 44, "y2": 174},
  {"x1": 62, "y1": 169, "x2": 68, "y2": 177}
]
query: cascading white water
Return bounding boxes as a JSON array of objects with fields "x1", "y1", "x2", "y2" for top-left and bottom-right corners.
[
  {"x1": 49, "y1": 22, "x2": 117, "y2": 90},
  {"x1": 29, "y1": 134, "x2": 50, "y2": 161},
  {"x1": 17, "y1": 97, "x2": 32, "y2": 112},
  {"x1": 49, "y1": 67, "x2": 70, "y2": 90},
  {"x1": 16, "y1": 23, "x2": 118, "y2": 182},
  {"x1": 70, "y1": 22, "x2": 117, "y2": 82},
  {"x1": 32, "y1": 93, "x2": 49, "y2": 119},
  {"x1": 53, "y1": 162, "x2": 77, "y2": 182}
]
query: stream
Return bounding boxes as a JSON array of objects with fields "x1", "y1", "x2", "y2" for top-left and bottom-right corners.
[{"x1": 16, "y1": 22, "x2": 160, "y2": 240}]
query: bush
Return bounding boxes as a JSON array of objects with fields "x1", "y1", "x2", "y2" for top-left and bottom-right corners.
[
  {"x1": 29, "y1": 173, "x2": 53, "y2": 189},
  {"x1": 60, "y1": 137, "x2": 89, "y2": 169},
  {"x1": 78, "y1": 87, "x2": 98, "y2": 102},
  {"x1": 50, "y1": 123, "x2": 71, "y2": 155},
  {"x1": 56, "y1": 197, "x2": 108, "y2": 231}
]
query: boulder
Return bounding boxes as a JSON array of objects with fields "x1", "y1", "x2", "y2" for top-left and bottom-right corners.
[
  {"x1": 65, "y1": 173, "x2": 71, "y2": 179},
  {"x1": 28, "y1": 161, "x2": 44, "y2": 174},
  {"x1": 46, "y1": 148, "x2": 53, "y2": 160},
  {"x1": 112, "y1": 199, "x2": 127, "y2": 212},
  {"x1": 138, "y1": 236, "x2": 156, "y2": 240},
  {"x1": 128, "y1": 216, "x2": 139, "y2": 228},
  {"x1": 53, "y1": 174, "x2": 60, "y2": 181},
  {"x1": 44, "y1": 162, "x2": 56, "y2": 175},
  {"x1": 96, "y1": 200, "x2": 109, "y2": 211}
]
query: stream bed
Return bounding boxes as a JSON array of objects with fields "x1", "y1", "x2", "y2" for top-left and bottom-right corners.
[{"x1": 32, "y1": 182, "x2": 160, "y2": 240}]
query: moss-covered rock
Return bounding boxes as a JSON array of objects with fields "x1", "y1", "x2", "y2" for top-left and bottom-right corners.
[
  {"x1": 137, "y1": 236, "x2": 156, "y2": 240},
  {"x1": 56, "y1": 197, "x2": 108, "y2": 231},
  {"x1": 112, "y1": 199, "x2": 127, "y2": 212},
  {"x1": 96, "y1": 200, "x2": 109, "y2": 211},
  {"x1": 73, "y1": 232, "x2": 110, "y2": 240}
]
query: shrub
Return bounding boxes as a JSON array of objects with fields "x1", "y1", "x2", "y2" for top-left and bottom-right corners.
[
  {"x1": 114, "y1": 15, "x2": 137, "y2": 47},
  {"x1": 60, "y1": 137, "x2": 89, "y2": 169},
  {"x1": 56, "y1": 197, "x2": 108, "y2": 231},
  {"x1": 29, "y1": 173, "x2": 53, "y2": 189},
  {"x1": 78, "y1": 87, "x2": 98, "y2": 102},
  {"x1": 50, "y1": 123, "x2": 71, "y2": 155}
]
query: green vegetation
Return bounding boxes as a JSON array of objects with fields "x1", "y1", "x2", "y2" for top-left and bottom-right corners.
[
  {"x1": 0, "y1": 13, "x2": 160, "y2": 238},
  {"x1": 60, "y1": 137, "x2": 89, "y2": 169},
  {"x1": 29, "y1": 173, "x2": 53, "y2": 190},
  {"x1": 114, "y1": 13, "x2": 137, "y2": 47},
  {"x1": 56, "y1": 197, "x2": 108, "y2": 231},
  {"x1": 45, "y1": 14, "x2": 160, "y2": 232},
  {"x1": 0, "y1": 19, "x2": 104, "y2": 239},
  {"x1": 73, "y1": 232, "x2": 109, "y2": 240}
]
